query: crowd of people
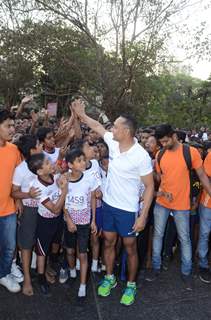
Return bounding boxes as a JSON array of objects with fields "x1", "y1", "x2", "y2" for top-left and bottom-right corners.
[{"x1": 1, "y1": 96, "x2": 211, "y2": 307}]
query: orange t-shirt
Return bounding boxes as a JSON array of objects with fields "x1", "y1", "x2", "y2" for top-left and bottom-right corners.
[
  {"x1": 156, "y1": 144, "x2": 202, "y2": 210},
  {"x1": 0, "y1": 142, "x2": 21, "y2": 217},
  {"x1": 200, "y1": 152, "x2": 211, "y2": 208}
]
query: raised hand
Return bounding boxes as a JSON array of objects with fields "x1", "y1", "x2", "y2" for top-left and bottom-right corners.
[
  {"x1": 21, "y1": 95, "x2": 33, "y2": 105},
  {"x1": 71, "y1": 99, "x2": 86, "y2": 118},
  {"x1": 30, "y1": 110, "x2": 39, "y2": 123}
]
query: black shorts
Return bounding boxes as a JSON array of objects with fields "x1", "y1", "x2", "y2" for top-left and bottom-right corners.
[
  {"x1": 63, "y1": 224, "x2": 90, "y2": 254},
  {"x1": 52, "y1": 212, "x2": 64, "y2": 244},
  {"x1": 36, "y1": 214, "x2": 62, "y2": 256},
  {"x1": 17, "y1": 206, "x2": 38, "y2": 250}
]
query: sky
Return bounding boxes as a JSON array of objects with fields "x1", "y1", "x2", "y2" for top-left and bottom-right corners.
[{"x1": 168, "y1": 0, "x2": 211, "y2": 80}]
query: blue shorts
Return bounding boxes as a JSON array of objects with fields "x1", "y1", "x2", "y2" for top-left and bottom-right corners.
[
  {"x1": 96, "y1": 207, "x2": 103, "y2": 231},
  {"x1": 102, "y1": 202, "x2": 136, "y2": 237}
]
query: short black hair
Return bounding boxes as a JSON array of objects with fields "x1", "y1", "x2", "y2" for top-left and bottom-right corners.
[
  {"x1": 16, "y1": 134, "x2": 38, "y2": 160},
  {"x1": 120, "y1": 114, "x2": 137, "y2": 137},
  {"x1": 65, "y1": 148, "x2": 85, "y2": 164},
  {"x1": 155, "y1": 124, "x2": 174, "y2": 139},
  {"x1": 70, "y1": 139, "x2": 86, "y2": 152},
  {"x1": 26, "y1": 153, "x2": 45, "y2": 175},
  {"x1": 142, "y1": 128, "x2": 153, "y2": 134},
  {"x1": 37, "y1": 127, "x2": 53, "y2": 143},
  {"x1": 0, "y1": 110, "x2": 14, "y2": 124},
  {"x1": 176, "y1": 130, "x2": 186, "y2": 143}
]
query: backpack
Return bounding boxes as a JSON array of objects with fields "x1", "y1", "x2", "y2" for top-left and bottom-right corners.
[{"x1": 157, "y1": 144, "x2": 201, "y2": 207}]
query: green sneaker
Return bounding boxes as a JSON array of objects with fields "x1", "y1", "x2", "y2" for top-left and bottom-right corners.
[
  {"x1": 120, "y1": 283, "x2": 136, "y2": 306},
  {"x1": 98, "y1": 275, "x2": 117, "y2": 297}
]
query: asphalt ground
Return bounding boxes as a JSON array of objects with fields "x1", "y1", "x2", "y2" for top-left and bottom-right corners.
[{"x1": 1, "y1": 258, "x2": 211, "y2": 320}]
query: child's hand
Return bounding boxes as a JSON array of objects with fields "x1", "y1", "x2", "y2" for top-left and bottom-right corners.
[
  {"x1": 163, "y1": 192, "x2": 173, "y2": 202},
  {"x1": 58, "y1": 175, "x2": 68, "y2": 193},
  {"x1": 91, "y1": 221, "x2": 97, "y2": 235},
  {"x1": 29, "y1": 186, "x2": 41, "y2": 199},
  {"x1": 96, "y1": 190, "x2": 102, "y2": 199},
  {"x1": 59, "y1": 146, "x2": 68, "y2": 159},
  {"x1": 67, "y1": 220, "x2": 77, "y2": 233}
]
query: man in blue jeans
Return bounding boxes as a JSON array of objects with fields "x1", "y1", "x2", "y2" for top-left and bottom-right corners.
[
  {"x1": 0, "y1": 110, "x2": 21, "y2": 293},
  {"x1": 198, "y1": 150, "x2": 211, "y2": 283},
  {"x1": 146, "y1": 124, "x2": 211, "y2": 290}
]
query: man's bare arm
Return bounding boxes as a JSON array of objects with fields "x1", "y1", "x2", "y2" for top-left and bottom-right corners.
[{"x1": 71, "y1": 99, "x2": 106, "y2": 138}]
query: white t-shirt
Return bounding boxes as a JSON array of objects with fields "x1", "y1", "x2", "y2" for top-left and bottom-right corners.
[
  {"x1": 65, "y1": 173, "x2": 98, "y2": 225},
  {"x1": 31, "y1": 174, "x2": 61, "y2": 218},
  {"x1": 202, "y1": 132, "x2": 208, "y2": 141},
  {"x1": 43, "y1": 147, "x2": 60, "y2": 165},
  {"x1": 103, "y1": 132, "x2": 152, "y2": 212},
  {"x1": 84, "y1": 159, "x2": 101, "y2": 208},
  {"x1": 12, "y1": 160, "x2": 38, "y2": 207},
  {"x1": 99, "y1": 165, "x2": 107, "y2": 196}
]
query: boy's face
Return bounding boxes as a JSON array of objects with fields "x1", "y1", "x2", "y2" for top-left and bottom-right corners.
[
  {"x1": 101, "y1": 158, "x2": 109, "y2": 171},
  {"x1": 44, "y1": 131, "x2": 55, "y2": 149},
  {"x1": 82, "y1": 141, "x2": 95, "y2": 160},
  {"x1": 0, "y1": 118, "x2": 15, "y2": 142},
  {"x1": 38, "y1": 157, "x2": 54, "y2": 176},
  {"x1": 68, "y1": 155, "x2": 86, "y2": 173},
  {"x1": 93, "y1": 145, "x2": 100, "y2": 160},
  {"x1": 97, "y1": 142, "x2": 108, "y2": 158}
]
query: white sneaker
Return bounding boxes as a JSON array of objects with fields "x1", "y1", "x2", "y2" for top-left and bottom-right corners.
[
  {"x1": 11, "y1": 262, "x2": 24, "y2": 283},
  {"x1": 101, "y1": 264, "x2": 106, "y2": 271},
  {"x1": 91, "y1": 265, "x2": 98, "y2": 273},
  {"x1": 69, "y1": 268, "x2": 77, "y2": 279},
  {"x1": 0, "y1": 274, "x2": 21, "y2": 293},
  {"x1": 59, "y1": 268, "x2": 68, "y2": 284},
  {"x1": 78, "y1": 284, "x2": 86, "y2": 297},
  {"x1": 76, "y1": 259, "x2": 80, "y2": 271}
]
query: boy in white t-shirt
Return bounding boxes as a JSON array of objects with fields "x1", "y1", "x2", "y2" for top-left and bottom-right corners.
[
  {"x1": 71, "y1": 139, "x2": 101, "y2": 273},
  {"x1": 27, "y1": 153, "x2": 68, "y2": 295},
  {"x1": 12, "y1": 134, "x2": 43, "y2": 296},
  {"x1": 64, "y1": 148, "x2": 98, "y2": 298},
  {"x1": 37, "y1": 127, "x2": 60, "y2": 165}
]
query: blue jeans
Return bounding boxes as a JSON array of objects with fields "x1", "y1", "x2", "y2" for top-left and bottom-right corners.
[
  {"x1": 152, "y1": 203, "x2": 192, "y2": 275},
  {"x1": 198, "y1": 204, "x2": 211, "y2": 269},
  {"x1": 0, "y1": 213, "x2": 17, "y2": 278}
]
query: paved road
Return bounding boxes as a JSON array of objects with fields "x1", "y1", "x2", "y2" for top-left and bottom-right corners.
[{"x1": 1, "y1": 259, "x2": 211, "y2": 320}]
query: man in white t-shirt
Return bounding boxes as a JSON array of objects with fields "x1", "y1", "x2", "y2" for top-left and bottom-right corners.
[{"x1": 72, "y1": 100, "x2": 154, "y2": 306}]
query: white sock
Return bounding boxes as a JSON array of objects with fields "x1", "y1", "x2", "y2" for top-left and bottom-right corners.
[
  {"x1": 91, "y1": 259, "x2": 98, "y2": 271},
  {"x1": 127, "y1": 281, "x2": 136, "y2": 287},
  {"x1": 78, "y1": 284, "x2": 86, "y2": 297},
  {"x1": 76, "y1": 259, "x2": 80, "y2": 270},
  {"x1": 69, "y1": 268, "x2": 77, "y2": 278}
]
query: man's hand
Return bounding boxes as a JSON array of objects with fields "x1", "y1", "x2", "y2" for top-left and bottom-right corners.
[
  {"x1": 132, "y1": 215, "x2": 147, "y2": 233},
  {"x1": 29, "y1": 187, "x2": 41, "y2": 199},
  {"x1": 71, "y1": 99, "x2": 86, "y2": 118}
]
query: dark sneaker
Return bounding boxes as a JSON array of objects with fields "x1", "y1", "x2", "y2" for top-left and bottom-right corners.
[
  {"x1": 181, "y1": 274, "x2": 194, "y2": 291},
  {"x1": 199, "y1": 268, "x2": 211, "y2": 284},
  {"x1": 38, "y1": 275, "x2": 51, "y2": 296},
  {"x1": 145, "y1": 269, "x2": 161, "y2": 282},
  {"x1": 162, "y1": 256, "x2": 171, "y2": 271}
]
